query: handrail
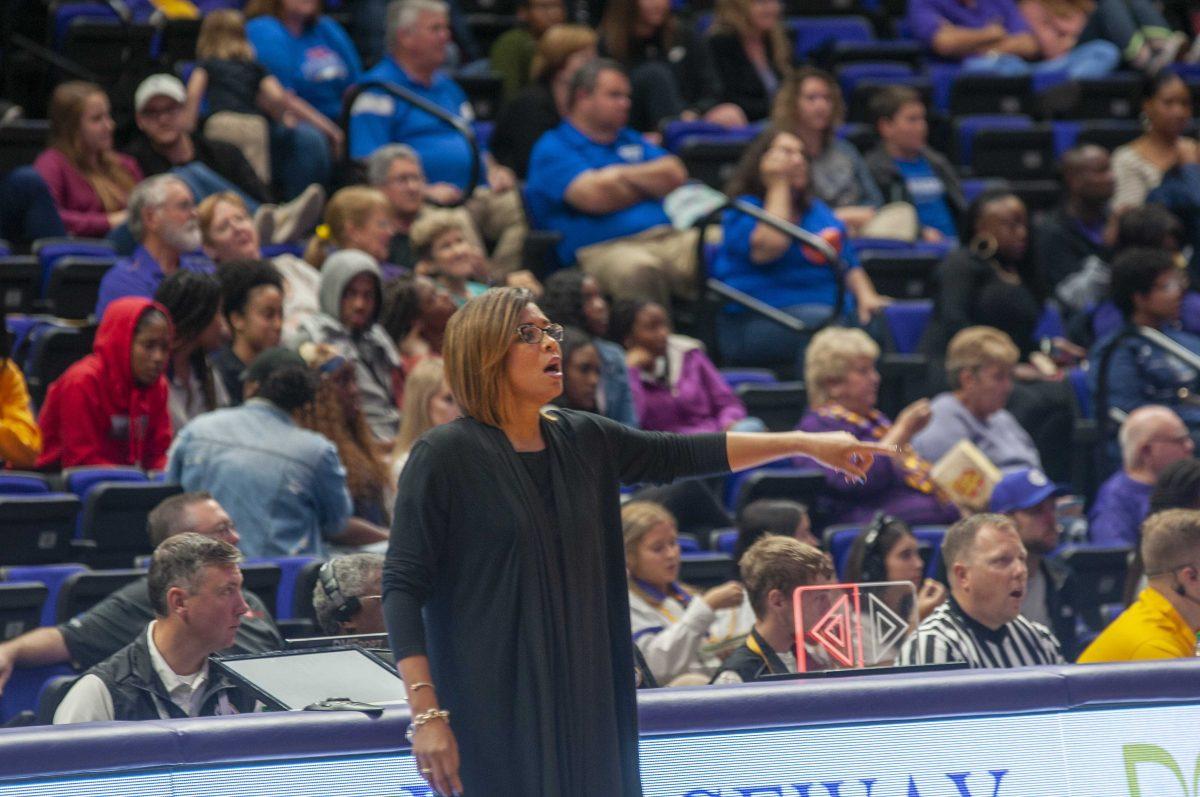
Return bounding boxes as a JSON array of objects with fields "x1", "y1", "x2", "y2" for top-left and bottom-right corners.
[{"x1": 339, "y1": 80, "x2": 480, "y2": 204}]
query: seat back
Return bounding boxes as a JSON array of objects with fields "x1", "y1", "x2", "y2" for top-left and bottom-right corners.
[
  {"x1": 733, "y1": 468, "x2": 826, "y2": 513},
  {"x1": 292, "y1": 559, "x2": 326, "y2": 626},
  {"x1": 953, "y1": 114, "x2": 1033, "y2": 165},
  {"x1": 970, "y1": 126, "x2": 1056, "y2": 180},
  {"x1": 245, "y1": 555, "x2": 320, "y2": 620},
  {"x1": 950, "y1": 74, "x2": 1034, "y2": 116},
  {"x1": 0, "y1": 582, "x2": 49, "y2": 641},
  {"x1": 0, "y1": 563, "x2": 88, "y2": 626},
  {"x1": 78, "y1": 483, "x2": 183, "y2": 569},
  {"x1": 1058, "y1": 545, "x2": 1132, "y2": 632},
  {"x1": 63, "y1": 466, "x2": 148, "y2": 500},
  {"x1": 882, "y1": 300, "x2": 933, "y2": 355},
  {"x1": 35, "y1": 674, "x2": 81, "y2": 726},
  {"x1": 680, "y1": 552, "x2": 735, "y2": 590},
  {"x1": 861, "y1": 249, "x2": 938, "y2": 300},
  {"x1": 734, "y1": 381, "x2": 807, "y2": 432},
  {"x1": 24, "y1": 323, "x2": 97, "y2": 408},
  {"x1": 55, "y1": 568, "x2": 145, "y2": 625},
  {"x1": 0, "y1": 472, "x2": 51, "y2": 495},
  {"x1": 45, "y1": 256, "x2": 115, "y2": 320},
  {"x1": 0, "y1": 121, "x2": 50, "y2": 175},
  {"x1": 676, "y1": 138, "x2": 751, "y2": 189},
  {"x1": 0, "y1": 256, "x2": 41, "y2": 315},
  {"x1": 790, "y1": 15, "x2": 874, "y2": 61},
  {"x1": 238, "y1": 563, "x2": 282, "y2": 618},
  {"x1": 0, "y1": 494, "x2": 81, "y2": 565},
  {"x1": 1048, "y1": 75, "x2": 1142, "y2": 120}
]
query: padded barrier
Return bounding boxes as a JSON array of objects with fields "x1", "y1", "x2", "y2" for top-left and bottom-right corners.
[{"x1": 0, "y1": 659, "x2": 1197, "y2": 793}]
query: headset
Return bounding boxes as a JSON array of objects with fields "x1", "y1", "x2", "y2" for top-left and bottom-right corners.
[
  {"x1": 859, "y1": 511, "x2": 901, "y2": 583},
  {"x1": 318, "y1": 560, "x2": 361, "y2": 624}
]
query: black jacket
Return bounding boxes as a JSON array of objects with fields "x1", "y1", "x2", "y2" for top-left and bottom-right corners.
[
  {"x1": 1032, "y1": 205, "x2": 1112, "y2": 293},
  {"x1": 89, "y1": 628, "x2": 256, "y2": 721},
  {"x1": 864, "y1": 145, "x2": 967, "y2": 236},
  {"x1": 707, "y1": 32, "x2": 783, "y2": 122},
  {"x1": 1040, "y1": 556, "x2": 1081, "y2": 662},
  {"x1": 712, "y1": 627, "x2": 793, "y2": 683},
  {"x1": 125, "y1": 132, "x2": 273, "y2": 203}
]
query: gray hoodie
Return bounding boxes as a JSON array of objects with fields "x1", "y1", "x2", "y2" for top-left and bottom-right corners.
[{"x1": 288, "y1": 249, "x2": 401, "y2": 441}]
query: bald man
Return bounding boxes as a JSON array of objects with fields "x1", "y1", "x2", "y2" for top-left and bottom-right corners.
[
  {"x1": 1032, "y1": 144, "x2": 1114, "y2": 311},
  {"x1": 1089, "y1": 405, "x2": 1195, "y2": 546}
]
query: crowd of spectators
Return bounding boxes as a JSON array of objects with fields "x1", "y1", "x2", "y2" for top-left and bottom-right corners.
[{"x1": 0, "y1": 0, "x2": 1198, "y2": 728}]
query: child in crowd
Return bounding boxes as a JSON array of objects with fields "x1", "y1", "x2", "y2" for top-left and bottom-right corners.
[
  {"x1": 409, "y1": 209, "x2": 489, "y2": 307},
  {"x1": 624, "y1": 500, "x2": 754, "y2": 686},
  {"x1": 556, "y1": 326, "x2": 603, "y2": 414},
  {"x1": 611, "y1": 299, "x2": 762, "y2": 434},
  {"x1": 36, "y1": 297, "x2": 173, "y2": 469},
  {"x1": 864, "y1": 85, "x2": 965, "y2": 243}
]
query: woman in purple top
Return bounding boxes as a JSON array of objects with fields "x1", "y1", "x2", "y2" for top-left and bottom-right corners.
[
  {"x1": 611, "y1": 300, "x2": 763, "y2": 434},
  {"x1": 797, "y1": 326, "x2": 961, "y2": 526}
]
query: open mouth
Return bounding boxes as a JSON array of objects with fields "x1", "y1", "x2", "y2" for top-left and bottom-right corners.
[
  {"x1": 1010, "y1": 589, "x2": 1024, "y2": 601},
  {"x1": 544, "y1": 357, "x2": 562, "y2": 378}
]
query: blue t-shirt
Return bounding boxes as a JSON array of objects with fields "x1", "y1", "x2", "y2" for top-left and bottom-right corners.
[
  {"x1": 895, "y1": 155, "x2": 957, "y2": 239},
  {"x1": 525, "y1": 122, "x2": 673, "y2": 265},
  {"x1": 348, "y1": 57, "x2": 475, "y2": 188},
  {"x1": 95, "y1": 247, "x2": 215, "y2": 320},
  {"x1": 246, "y1": 16, "x2": 361, "y2": 121},
  {"x1": 710, "y1": 195, "x2": 859, "y2": 313}
]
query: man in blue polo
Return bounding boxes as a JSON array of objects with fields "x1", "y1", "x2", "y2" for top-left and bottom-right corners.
[
  {"x1": 349, "y1": 0, "x2": 524, "y2": 274},
  {"x1": 95, "y1": 174, "x2": 213, "y2": 318},
  {"x1": 524, "y1": 58, "x2": 697, "y2": 307}
]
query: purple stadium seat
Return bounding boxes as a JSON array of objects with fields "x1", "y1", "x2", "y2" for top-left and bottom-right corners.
[{"x1": 882, "y1": 300, "x2": 933, "y2": 355}]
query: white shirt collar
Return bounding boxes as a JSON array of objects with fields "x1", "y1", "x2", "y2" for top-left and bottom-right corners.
[{"x1": 145, "y1": 620, "x2": 210, "y2": 715}]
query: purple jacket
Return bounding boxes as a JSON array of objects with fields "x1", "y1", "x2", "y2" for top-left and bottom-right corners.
[
  {"x1": 796, "y1": 405, "x2": 961, "y2": 527},
  {"x1": 628, "y1": 338, "x2": 747, "y2": 434},
  {"x1": 907, "y1": 0, "x2": 1031, "y2": 50}
]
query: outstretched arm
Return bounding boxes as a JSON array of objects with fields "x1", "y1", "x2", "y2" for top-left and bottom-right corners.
[{"x1": 726, "y1": 430, "x2": 896, "y2": 478}]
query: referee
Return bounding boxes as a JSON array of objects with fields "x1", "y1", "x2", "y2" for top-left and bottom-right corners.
[{"x1": 899, "y1": 514, "x2": 1065, "y2": 668}]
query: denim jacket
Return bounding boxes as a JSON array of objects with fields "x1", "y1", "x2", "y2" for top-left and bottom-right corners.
[
  {"x1": 166, "y1": 399, "x2": 353, "y2": 557},
  {"x1": 1090, "y1": 325, "x2": 1200, "y2": 431}
]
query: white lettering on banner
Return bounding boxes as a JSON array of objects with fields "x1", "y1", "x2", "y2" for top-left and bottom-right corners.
[{"x1": 4, "y1": 703, "x2": 1200, "y2": 796}]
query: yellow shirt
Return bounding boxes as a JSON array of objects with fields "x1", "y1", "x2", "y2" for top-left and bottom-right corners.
[
  {"x1": 1078, "y1": 587, "x2": 1196, "y2": 663},
  {"x1": 0, "y1": 359, "x2": 41, "y2": 468}
]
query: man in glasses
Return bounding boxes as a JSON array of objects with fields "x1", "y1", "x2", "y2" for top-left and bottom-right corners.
[
  {"x1": 0, "y1": 492, "x2": 284, "y2": 697},
  {"x1": 1079, "y1": 508, "x2": 1200, "y2": 662}
]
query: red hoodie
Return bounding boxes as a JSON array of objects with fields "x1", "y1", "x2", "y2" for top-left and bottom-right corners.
[{"x1": 36, "y1": 297, "x2": 174, "y2": 470}]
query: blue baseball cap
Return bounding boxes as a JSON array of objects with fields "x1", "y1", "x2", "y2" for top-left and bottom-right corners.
[{"x1": 988, "y1": 468, "x2": 1066, "y2": 513}]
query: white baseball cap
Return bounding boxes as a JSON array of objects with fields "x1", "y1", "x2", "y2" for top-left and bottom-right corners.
[{"x1": 134, "y1": 74, "x2": 186, "y2": 114}]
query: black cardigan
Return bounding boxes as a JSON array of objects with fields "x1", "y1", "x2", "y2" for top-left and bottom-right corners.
[{"x1": 707, "y1": 32, "x2": 784, "y2": 122}]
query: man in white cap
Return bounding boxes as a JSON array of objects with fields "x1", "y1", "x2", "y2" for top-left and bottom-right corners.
[
  {"x1": 987, "y1": 468, "x2": 1080, "y2": 659},
  {"x1": 125, "y1": 74, "x2": 322, "y2": 245}
]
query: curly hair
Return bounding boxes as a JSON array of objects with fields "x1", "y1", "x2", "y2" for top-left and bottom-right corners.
[
  {"x1": 154, "y1": 270, "x2": 223, "y2": 412},
  {"x1": 295, "y1": 375, "x2": 391, "y2": 522}
]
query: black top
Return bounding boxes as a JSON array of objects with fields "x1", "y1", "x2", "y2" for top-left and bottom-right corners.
[
  {"x1": 384, "y1": 410, "x2": 729, "y2": 796},
  {"x1": 600, "y1": 25, "x2": 723, "y2": 130},
  {"x1": 201, "y1": 58, "x2": 270, "y2": 117},
  {"x1": 920, "y1": 247, "x2": 1044, "y2": 359},
  {"x1": 1031, "y1": 205, "x2": 1112, "y2": 293},
  {"x1": 125, "y1": 132, "x2": 273, "y2": 204},
  {"x1": 58, "y1": 578, "x2": 283, "y2": 671},
  {"x1": 490, "y1": 83, "x2": 561, "y2": 180},
  {"x1": 210, "y1": 345, "x2": 247, "y2": 406},
  {"x1": 707, "y1": 32, "x2": 783, "y2": 122},
  {"x1": 387, "y1": 231, "x2": 418, "y2": 271}
]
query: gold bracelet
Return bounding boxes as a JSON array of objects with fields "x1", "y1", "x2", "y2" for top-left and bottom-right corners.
[
  {"x1": 406, "y1": 682, "x2": 434, "y2": 698},
  {"x1": 405, "y1": 708, "x2": 450, "y2": 742}
]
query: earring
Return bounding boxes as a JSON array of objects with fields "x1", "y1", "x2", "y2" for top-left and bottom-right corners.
[{"x1": 970, "y1": 234, "x2": 998, "y2": 261}]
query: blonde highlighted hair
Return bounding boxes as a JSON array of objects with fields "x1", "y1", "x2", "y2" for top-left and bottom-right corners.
[
  {"x1": 304, "y1": 186, "x2": 391, "y2": 268},
  {"x1": 47, "y1": 81, "x2": 136, "y2": 212},
  {"x1": 442, "y1": 287, "x2": 532, "y2": 428},
  {"x1": 394, "y1": 357, "x2": 450, "y2": 455},
  {"x1": 710, "y1": 0, "x2": 790, "y2": 76},
  {"x1": 804, "y1": 326, "x2": 879, "y2": 406},
  {"x1": 771, "y1": 67, "x2": 846, "y2": 144},
  {"x1": 197, "y1": 10, "x2": 255, "y2": 61},
  {"x1": 530, "y1": 24, "x2": 598, "y2": 83},
  {"x1": 945, "y1": 326, "x2": 1019, "y2": 389}
]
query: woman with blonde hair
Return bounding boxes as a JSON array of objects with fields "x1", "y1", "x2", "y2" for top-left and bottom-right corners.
[
  {"x1": 385, "y1": 286, "x2": 893, "y2": 795},
  {"x1": 490, "y1": 23, "x2": 598, "y2": 179},
  {"x1": 184, "y1": 8, "x2": 343, "y2": 200},
  {"x1": 297, "y1": 343, "x2": 393, "y2": 526},
  {"x1": 390, "y1": 357, "x2": 459, "y2": 482},
  {"x1": 771, "y1": 68, "x2": 885, "y2": 234},
  {"x1": 34, "y1": 81, "x2": 142, "y2": 237},
  {"x1": 624, "y1": 500, "x2": 752, "y2": 685},
  {"x1": 707, "y1": 0, "x2": 791, "y2": 121},
  {"x1": 797, "y1": 326, "x2": 960, "y2": 528},
  {"x1": 304, "y1": 186, "x2": 401, "y2": 279}
]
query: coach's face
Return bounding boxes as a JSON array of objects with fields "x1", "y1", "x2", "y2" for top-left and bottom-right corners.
[{"x1": 953, "y1": 523, "x2": 1028, "y2": 630}]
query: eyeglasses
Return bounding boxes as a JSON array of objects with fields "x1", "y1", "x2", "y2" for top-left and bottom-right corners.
[{"x1": 515, "y1": 322, "x2": 564, "y2": 344}]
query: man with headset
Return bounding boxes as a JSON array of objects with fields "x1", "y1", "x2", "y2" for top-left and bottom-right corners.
[
  {"x1": 1079, "y1": 509, "x2": 1200, "y2": 662},
  {"x1": 312, "y1": 553, "x2": 386, "y2": 637}
]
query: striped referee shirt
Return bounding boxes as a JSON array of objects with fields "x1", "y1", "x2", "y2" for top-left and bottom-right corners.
[{"x1": 899, "y1": 597, "x2": 1065, "y2": 668}]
